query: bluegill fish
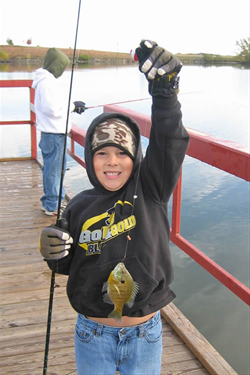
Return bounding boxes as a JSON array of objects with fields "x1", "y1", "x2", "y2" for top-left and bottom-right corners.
[{"x1": 102, "y1": 262, "x2": 139, "y2": 323}]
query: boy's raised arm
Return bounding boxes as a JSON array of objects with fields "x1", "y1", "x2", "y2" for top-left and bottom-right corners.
[{"x1": 136, "y1": 39, "x2": 189, "y2": 202}]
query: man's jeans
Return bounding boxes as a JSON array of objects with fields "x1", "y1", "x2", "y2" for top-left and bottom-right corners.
[
  {"x1": 75, "y1": 311, "x2": 162, "y2": 375},
  {"x1": 39, "y1": 132, "x2": 66, "y2": 212}
]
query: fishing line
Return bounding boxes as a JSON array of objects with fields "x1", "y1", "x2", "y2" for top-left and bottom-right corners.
[
  {"x1": 86, "y1": 97, "x2": 150, "y2": 109},
  {"x1": 84, "y1": 89, "x2": 210, "y2": 111},
  {"x1": 123, "y1": 160, "x2": 142, "y2": 263},
  {"x1": 42, "y1": 1, "x2": 82, "y2": 375}
]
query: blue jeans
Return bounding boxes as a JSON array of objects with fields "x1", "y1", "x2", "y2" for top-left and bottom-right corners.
[
  {"x1": 75, "y1": 311, "x2": 162, "y2": 375},
  {"x1": 39, "y1": 132, "x2": 66, "y2": 211}
]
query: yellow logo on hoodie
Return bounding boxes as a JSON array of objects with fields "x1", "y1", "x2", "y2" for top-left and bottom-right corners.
[{"x1": 78, "y1": 200, "x2": 136, "y2": 255}]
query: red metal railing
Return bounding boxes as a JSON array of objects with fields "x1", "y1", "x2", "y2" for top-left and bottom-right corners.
[
  {"x1": 1, "y1": 79, "x2": 249, "y2": 306},
  {"x1": 0, "y1": 79, "x2": 37, "y2": 159},
  {"x1": 102, "y1": 105, "x2": 250, "y2": 306}
]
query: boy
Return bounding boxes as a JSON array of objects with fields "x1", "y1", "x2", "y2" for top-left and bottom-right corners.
[{"x1": 39, "y1": 40, "x2": 190, "y2": 375}]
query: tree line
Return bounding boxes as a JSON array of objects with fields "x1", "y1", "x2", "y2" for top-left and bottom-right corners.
[{"x1": 3, "y1": 37, "x2": 250, "y2": 65}]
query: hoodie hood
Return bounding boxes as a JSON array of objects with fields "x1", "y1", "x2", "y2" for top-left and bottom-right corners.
[
  {"x1": 84, "y1": 112, "x2": 143, "y2": 192},
  {"x1": 43, "y1": 48, "x2": 70, "y2": 78}
]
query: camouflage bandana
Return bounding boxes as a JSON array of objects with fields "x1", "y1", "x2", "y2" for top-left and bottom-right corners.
[{"x1": 91, "y1": 119, "x2": 136, "y2": 159}]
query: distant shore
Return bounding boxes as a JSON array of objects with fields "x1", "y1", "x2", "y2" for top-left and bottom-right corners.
[{"x1": 0, "y1": 45, "x2": 244, "y2": 66}]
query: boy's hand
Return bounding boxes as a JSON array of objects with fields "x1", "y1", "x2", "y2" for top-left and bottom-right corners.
[
  {"x1": 135, "y1": 39, "x2": 183, "y2": 95},
  {"x1": 39, "y1": 225, "x2": 73, "y2": 260}
]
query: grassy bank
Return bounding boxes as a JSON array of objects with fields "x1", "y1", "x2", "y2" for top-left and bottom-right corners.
[
  {"x1": 177, "y1": 52, "x2": 243, "y2": 64},
  {"x1": 0, "y1": 45, "x2": 133, "y2": 64},
  {"x1": 0, "y1": 45, "x2": 244, "y2": 65}
]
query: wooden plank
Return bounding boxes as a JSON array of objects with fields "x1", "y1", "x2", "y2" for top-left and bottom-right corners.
[
  {"x1": 0, "y1": 319, "x2": 76, "y2": 341},
  {"x1": 162, "y1": 331, "x2": 185, "y2": 347},
  {"x1": 0, "y1": 157, "x2": 32, "y2": 162},
  {"x1": 1, "y1": 347, "x2": 77, "y2": 375},
  {"x1": 0, "y1": 262, "x2": 49, "y2": 276},
  {"x1": 0, "y1": 305, "x2": 76, "y2": 330},
  {"x1": 161, "y1": 361, "x2": 209, "y2": 375},
  {"x1": 0, "y1": 330, "x2": 75, "y2": 357},
  {"x1": 0, "y1": 271, "x2": 68, "y2": 294},
  {"x1": 161, "y1": 303, "x2": 238, "y2": 375},
  {"x1": 0, "y1": 285, "x2": 68, "y2": 305},
  {"x1": 0, "y1": 297, "x2": 72, "y2": 320}
]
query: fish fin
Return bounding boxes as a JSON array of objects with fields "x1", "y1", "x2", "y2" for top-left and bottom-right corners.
[
  {"x1": 126, "y1": 281, "x2": 139, "y2": 308},
  {"x1": 108, "y1": 309, "x2": 122, "y2": 323},
  {"x1": 114, "y1": 284, "x2": 121, "y2": 296},
  {"x1": 103, "y1": 293, "x2": 113, "y2": 305},
  {"x1": 102, "y1": 281, "x2": 108, "y2": 292}
]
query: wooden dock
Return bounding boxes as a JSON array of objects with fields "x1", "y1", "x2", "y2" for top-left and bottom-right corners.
[{"x1": 0, "y1": 160, "x2": 238, "y2": 375}]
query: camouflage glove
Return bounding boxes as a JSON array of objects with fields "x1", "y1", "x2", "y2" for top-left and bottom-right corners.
[
  {"x1": 39, "y1": 225, "x2": 73, "y2": 260},
  {"x1": 135, "y1": 39, "x2": 183, "y2": 96},
  {"x1": 73, "y1": 101, "x2": 86, "y2": 114}
]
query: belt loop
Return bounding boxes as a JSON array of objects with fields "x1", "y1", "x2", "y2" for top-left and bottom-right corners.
[
  {"x1": 138, "y1": 324, "x2": 145, "y2": 338},
  {"x1": 96, "y1": 323, "x2": 103, "y2": 337}
]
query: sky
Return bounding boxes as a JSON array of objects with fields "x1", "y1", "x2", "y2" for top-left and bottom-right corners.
[{"x1": 0, "y1": 0, "x2": 249, "y2": 56}]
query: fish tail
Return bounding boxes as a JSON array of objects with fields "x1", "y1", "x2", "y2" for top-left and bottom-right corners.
[{"x1": 108, "y1": 309, "x2": 122, "y2": 323}]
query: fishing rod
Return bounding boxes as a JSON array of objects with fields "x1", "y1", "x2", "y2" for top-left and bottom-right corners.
[
  {"x1": 83, "y1": 89, "x2": 210, "y2": 110},
  {"x1": 86, "y1": 97, "x2": 150, "y2": 109},
  {"x1": 56, "y1": 2, "x2": 81, "y2": 226},
  {"x1": 42, "y1": 1, "x2": 81, "y2": 374}
]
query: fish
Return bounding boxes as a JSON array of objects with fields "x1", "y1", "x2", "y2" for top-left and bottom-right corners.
[{"x1": 102, "y1": 262, "x2": 139, "y2": 323}]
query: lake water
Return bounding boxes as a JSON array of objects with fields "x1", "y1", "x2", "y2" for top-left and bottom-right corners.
[{"x1": 0, "y1": 63, "x2": 249, "y2": 374}]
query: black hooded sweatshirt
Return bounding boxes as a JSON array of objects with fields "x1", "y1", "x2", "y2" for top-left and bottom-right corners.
[{"x1": 48, "y1": 94, "x2": 190, "y2": 318}]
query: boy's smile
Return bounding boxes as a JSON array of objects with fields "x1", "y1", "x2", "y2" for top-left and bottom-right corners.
[{"x1": 93, "y1": 146, "x2": 134, "y2": 191}]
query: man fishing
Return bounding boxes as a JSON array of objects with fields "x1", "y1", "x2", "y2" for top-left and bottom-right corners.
[
  {"x1": 32, "y1": 48, "x2": 85, "y2": 216},
  {"x1": 39, "y1": 39, "x2": 190, "y2": 375}
]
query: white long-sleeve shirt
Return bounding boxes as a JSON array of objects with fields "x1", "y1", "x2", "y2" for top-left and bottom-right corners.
[{"x1": 32, "y1": 68, "x2": 72, "y2": 134}]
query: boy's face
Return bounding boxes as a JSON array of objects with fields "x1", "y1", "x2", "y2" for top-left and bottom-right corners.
[{"x1": 93, "y1": 146, "x2": 133, "y2": 191}]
